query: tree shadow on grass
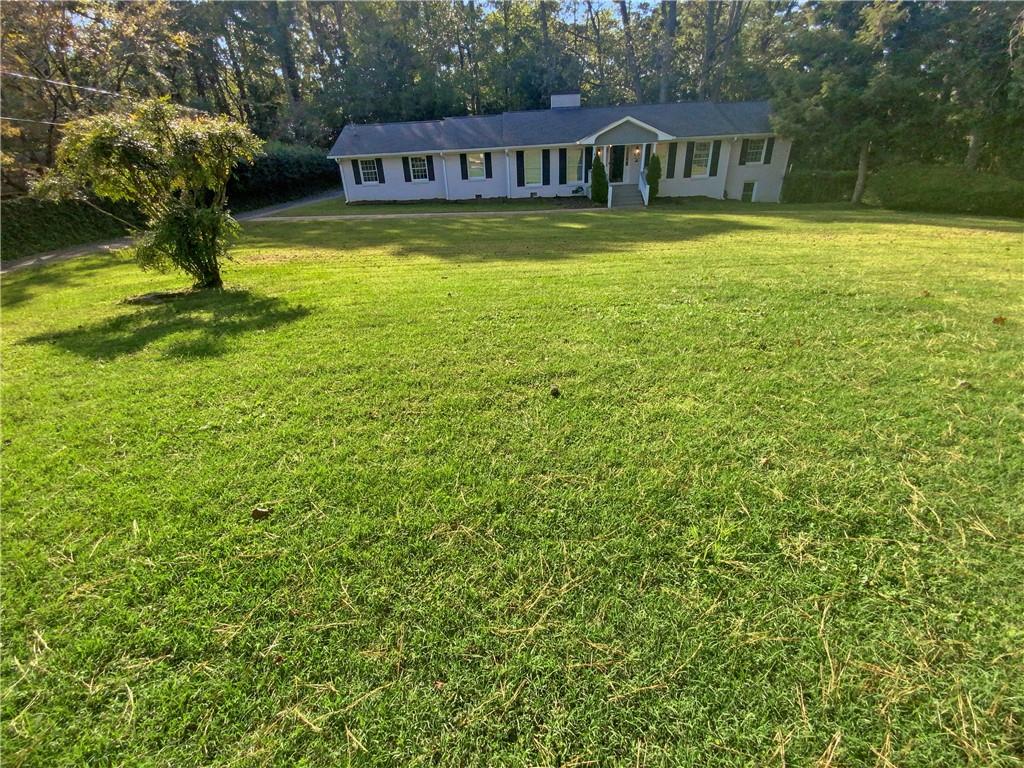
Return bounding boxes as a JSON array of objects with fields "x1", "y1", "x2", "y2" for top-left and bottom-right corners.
[
  {"x1": 243, "y1": 213, "x2": 772, "y2": 263},
  {"x1": 1, "y1": 253, "x2": 131, "y2": 310},
  {"x1": 22, "y1": 288, "x2": 311, "y2": 360}
]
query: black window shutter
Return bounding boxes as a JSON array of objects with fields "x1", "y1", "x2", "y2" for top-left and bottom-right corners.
[
  {"x1": 584, "y1": 147, "x2": 593, "y2": 182},
  {"x1": 764, "y1": 137, "x2": 775, "y2": 164},
  {"x1": 516, "y1": 151, "x2": 525, "y2": 187},
  {"x1": 683, "y1": 141, "x2": 695, "y2": 178},
  {"x1": 426, "y1": 156, "x2": 435, "y2": 181},
  {"x1": 709, "y1": 140, "x2": 722, "y2": 177},
  {"x1": 558, "y1": 148, "x2": 567, "y2": 185},
  {"x1": 666, "y1": 143, "x2": 677, "y2": 178},
  {"x1": 402, "y1": 157, "x2": 411, "y2": 182},
  {"x1": 643, "y1": 144, "x2": 651, "y2": 166},
  {"x1": 351, "y1": 159, "x2": 362, "y2": 185},
  {"x1": 375, "y1": 158, "x2": 385, "y2": 183},
  {"x1": 739, "y1": 139, "x2": 749, "y2": 166},
  {"x1": 460, "y1": 153, "x2": 469, "y2": 180},
  {"x1": 542, "y1": 149, "x2": 550, "y2": 185},
  {"x1": 484, "y1": 152, "x2": 492, "y2": 178}
]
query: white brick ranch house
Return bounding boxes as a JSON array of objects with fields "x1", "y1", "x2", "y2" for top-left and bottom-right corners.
[{"x1": 328, "y1": 93, "x2": 791, "y2": 208}]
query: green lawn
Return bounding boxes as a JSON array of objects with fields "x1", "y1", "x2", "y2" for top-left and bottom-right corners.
[
  {"x1": 2, "y1": 205, "x2": 1022, "y2": 766},
  {"x1": 264, "y1": 193, "x2": 597, "y2": 217}
]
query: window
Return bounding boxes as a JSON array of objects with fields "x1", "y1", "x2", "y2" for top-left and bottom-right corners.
[
  {"x1": 741, "y1": 181, "x2": 756, "y2": 202},
  {"x1": 524, "y1": 150, "x2": 543, "y2": 185},
  {"x1": 359, "y1": 158, "x2": 379, "y2": 183},
  {"x1": 691, "y1": 141, "x2": 712, "y2": 177},
  {"x1": 467, "y1": 152, "x2": 486, "y2": 180},
  {"x1": 568, "y1": 148, "x2": 585, "y2": 183},
  {"x1": 743, "y1": 138, "x2": 766, "y2": 165},
  {"x1": 410, "y1": 156, "x2": 429, "y2": 181}
]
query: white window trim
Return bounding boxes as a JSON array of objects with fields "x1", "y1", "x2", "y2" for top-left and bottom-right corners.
[
  {"x1": 690, "y1": 140, "x2": 712, "y2": 179},
  {"x1": 743, "y1": 138, "x2": 767, "y2": 165},
  {"x1": 409, "y1": 156, "x2": 429, "y2": 183},
  {"x1": 568, "y1": 148, "x2": 585, "y2": 184},
  {"x1": 524, "y1": 149, "x2": 543, "y2": 187},
  {"x1": 359, "y1": 158, "x2": 380, "y2": 185},
  {"x1": 467, "y1": 152, "x2": 487, "y2": 182}
]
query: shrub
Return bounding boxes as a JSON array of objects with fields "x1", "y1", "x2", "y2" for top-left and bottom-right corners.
[
  {"x1": 645, "y1": 154, "x2": 662, "y2": 202},
  {"x1": 38, "y1": 99, "x2": 262, "y2": 288},
  {"x1": 867, "y1": 163, "x2": 1024, "y2": 218},
  {"x1": 228, "y1": 142, "x2": 338, "y2": 211},
  {"x1": 591, "y1": 155, "x2": 608, "y2": 205},
  {"x1": 782, "y1": 170, "x2": 858, "y2": 203},
  {"x1": 0, "y1": 197, "x2": 144, "y2": 262}
]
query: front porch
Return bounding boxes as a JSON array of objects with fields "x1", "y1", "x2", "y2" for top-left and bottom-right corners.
[{"x1": 580, "y1": 115, "x2": 671, "y2": 208}]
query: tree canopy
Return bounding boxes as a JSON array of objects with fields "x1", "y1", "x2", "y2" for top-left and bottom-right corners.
[{"x1": 2, "y1": 1, "x2": 1023, "y2": 194}]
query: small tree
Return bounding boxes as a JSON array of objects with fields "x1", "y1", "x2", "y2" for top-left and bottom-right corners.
[
  {"x1": 590, "y1": 154, "x2": 608, "y2": 205},
  {"x1": 645, "y1": 154, "x2": 662, "y2": 202},
  {"x1": 37, "y1": 99, "x2": 262, "y2": 289}
]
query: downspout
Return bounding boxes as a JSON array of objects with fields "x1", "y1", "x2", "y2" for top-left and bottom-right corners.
[
  {"x1": 505, "y1": 150, "x2": 512, "y2": 198},
  {"x1": 440, "y1": 152, "x2": 450, "y2": 200}
]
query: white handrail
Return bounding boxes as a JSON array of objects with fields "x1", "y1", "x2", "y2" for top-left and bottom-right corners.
[{"x1": 638, "y1": 173, "x2": 649, "y2": 207}]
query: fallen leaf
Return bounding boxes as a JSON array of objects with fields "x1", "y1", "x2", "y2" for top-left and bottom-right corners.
[
  {"x1": 252, "y1": 506, "x2": 272, "y2": 521},
  {"x1": 993, "y1": 316, "x2": 1006, "y2": 325}
]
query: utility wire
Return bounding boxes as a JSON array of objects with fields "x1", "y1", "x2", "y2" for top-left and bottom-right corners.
[
  {"x1": 0, "y1": 115, "x2": 67, "y2": 126},
  {"x1": 0, "y1": 71, "x2": 125, "y2": 97}
]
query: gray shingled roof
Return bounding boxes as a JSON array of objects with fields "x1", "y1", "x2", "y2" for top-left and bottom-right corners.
[{"x1": 328, "y1": 100, "x2": 772, "y2": 158}]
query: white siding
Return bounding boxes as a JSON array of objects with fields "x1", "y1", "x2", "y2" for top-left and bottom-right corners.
[
  {"x1": 508, "y1": 147, "x2": 591, "y2": 199},
  {"x1": 723, "y1": 137, "x2": 792, "y2": 203},
  {"x1": 342, "y1": 155, "x2": 445, "y2": 202},
  {"x1": 656, "y1": 140, "x2": 732, "y2": 200},
  {"x1": 444, "y1": 151, "x2": 508, "y2": 200}
]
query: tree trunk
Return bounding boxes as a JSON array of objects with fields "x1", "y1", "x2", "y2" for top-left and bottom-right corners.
[
  {"x1": 698, "y1": 1, "x2": 719, "y2": 99},
  {"x1": 852, "y1": 142, "x2": 869, "y2": 204},
  {"x1": 707, "y1": 1, "x2": 746, "y2": 100},
  {"x1": 618, "y1": 1, "x2": 643, "y2": 102},
  {"x1": 658, "y1": 1, "x2": 677, "y2": 103},
  {"x1": 586, "y1": 1, "x2": 607, "y2": 101},
  {"x1": 224, "y1": 18, "x2": 255, "y2": 124},
  {"x1": 267, "y1": 1, "x2": 302, "y2": 104},
  {"x1": 964, "y1": 127, "x2": 982, "y2": 172}
]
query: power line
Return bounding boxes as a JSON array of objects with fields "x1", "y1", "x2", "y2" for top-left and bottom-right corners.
[
  {"x1": 0, "y1": 115, "x2": 67, "y2": 126},
  {"x1": 0, "y1": 71, "x2": 124, "y2": 97}
]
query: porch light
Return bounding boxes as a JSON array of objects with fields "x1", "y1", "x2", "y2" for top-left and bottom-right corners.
[{"x1": 633, "y1": 146, "x2": 641, "y2": 157}]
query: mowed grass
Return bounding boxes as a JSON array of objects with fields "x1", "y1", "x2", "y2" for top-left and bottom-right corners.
[
  {"x1": 263, "y1": 193, "x2": 596, "y2": 217},
  {"x1": 2, "y1": 205, "x2": 1022, "y2": 766}
]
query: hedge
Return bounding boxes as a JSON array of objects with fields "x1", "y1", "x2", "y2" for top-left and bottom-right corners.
[
  {"x1": 228, "y1": 141, "x2": 339, "y2": 211},
  {"x1": 1, "y1": 143, "x2": 340, "y2": 262},
  {"x1": 0, "y1": 197, "x2": 144, "y2": 262},
  {"x1": 867, "y1": 163, "x2": 1024, "y2": 218},
  {"x1": 781, "y1": 170, "x2": 858, "y2": 203}
]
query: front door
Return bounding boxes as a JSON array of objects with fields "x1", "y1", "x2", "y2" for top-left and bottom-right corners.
[{"x1": 609, "y1": 145, "x2": 625, "y2": 183}]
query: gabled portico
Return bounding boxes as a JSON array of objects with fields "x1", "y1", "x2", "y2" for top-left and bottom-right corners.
[{"x1": 578, "y1": 116, "x2": 673, "y2": 206}]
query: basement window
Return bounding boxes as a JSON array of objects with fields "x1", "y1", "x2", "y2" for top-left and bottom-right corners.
[{"x1": 741, "y1": 181, "x2": 756, "y2": 202}]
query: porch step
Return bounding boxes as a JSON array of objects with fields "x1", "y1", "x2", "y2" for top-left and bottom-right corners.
[{"x1": 610, "y1": 186, "x2": 645, "y2": 208}]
